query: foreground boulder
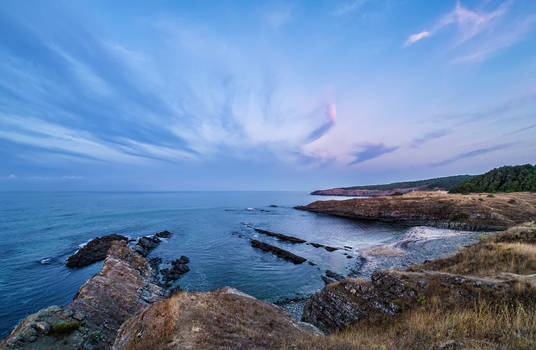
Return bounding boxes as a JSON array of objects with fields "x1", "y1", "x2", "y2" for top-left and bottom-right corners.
[
  {"x1": 302, "y1": 269, "x2": 536, "y2": 333},
  {"x1": 113, "y1": 287, "x2": 320, "y2": 349},
  {"x1": 66, "y1": 234, "x2": 128, "y2": 268},
  {"x1": 2, "y1": 241, "x2": 166, "y2": 349}
]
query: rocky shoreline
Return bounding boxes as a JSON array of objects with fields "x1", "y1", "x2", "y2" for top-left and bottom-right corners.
[
  {"x1": 3, "y1": 194, "x2": 536, "y2": 349},
  {"x1": 297, "y1": 191, "x2": 536, "y2": 231}
]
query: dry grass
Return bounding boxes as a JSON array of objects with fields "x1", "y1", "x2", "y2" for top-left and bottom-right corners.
[
  {"x1": 411, "y1": 222, "x2": 536, "y2": 276},
  {"x1": 287, "y1": 222, "x2": 536, "y2": 350},
  {"x1": 289, "y1": 301, "x2": 536, "y2": 350}
]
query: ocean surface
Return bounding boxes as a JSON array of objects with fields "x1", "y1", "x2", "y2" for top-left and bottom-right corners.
[{"x1": 0, "y1": 191, "x2": 481, "y2": 338}]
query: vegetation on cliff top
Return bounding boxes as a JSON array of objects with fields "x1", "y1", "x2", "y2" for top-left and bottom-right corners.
[
  {"x1": 343, "y1": 175, "x2": 472, "y2": 191},
  {"x1": 449, "y1": 164, "x2": 536, "y2": 194}
]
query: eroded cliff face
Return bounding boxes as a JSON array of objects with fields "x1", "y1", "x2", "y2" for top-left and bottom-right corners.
[
  {"x1": 302, "y1": 269, "x2": 536, "y2": 334},
  {"x1": 297, "y1": 191, "x2": 536, "y2": 231},
  {"x1": 1, "y1": 241, "x2": 167, "y2": 349},
  {"x1": 113, "y1": 287, "x2": 320, "y2": 350}
]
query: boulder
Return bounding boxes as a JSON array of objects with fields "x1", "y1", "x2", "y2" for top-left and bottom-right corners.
[
  {"x1": 302, "y1": 269, "x2": 536, "y2": 333},
  {"x1": 66, "y1": 234, "x2": 128, "y2": 268},
  {"x1": 161, "y1": 257, "x2": 191, "y2": 283},
  {"x1": 1, "y1": 241, "x2": 166, "y2": 349},
  {"x1": 155, "y1": 230, "x2": 172, "y2": 238},
  {"x1": 113, "y1": 287, "x2": 321, "y2": 349},
  {"x1": 134, "y1": 236, "x2": 161, "y2": 257}
]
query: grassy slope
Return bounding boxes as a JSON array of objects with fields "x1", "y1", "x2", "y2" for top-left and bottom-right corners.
[
  {"x1": 342, "y1": 175, "x2": 473, "y2": 191},
  {"x1": 289, "y1": 222, "x2": 536, "y2": 350}
]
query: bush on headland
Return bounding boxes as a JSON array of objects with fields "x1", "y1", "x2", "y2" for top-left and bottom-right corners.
[{"x1": 450, "y1": 164, "x2": 536, "y2": 194}]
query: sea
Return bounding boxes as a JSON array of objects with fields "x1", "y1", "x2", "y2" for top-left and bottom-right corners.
[{"x1": 0, "y1": 191, "x2": 482, "y2": 338}]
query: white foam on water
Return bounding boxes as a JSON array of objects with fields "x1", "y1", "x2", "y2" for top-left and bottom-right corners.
[{"x1": 394, "y1": 226, "x2": 467, "y2": 248}]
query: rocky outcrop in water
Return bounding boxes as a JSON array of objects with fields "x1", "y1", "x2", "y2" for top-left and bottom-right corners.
[
  {"x1": 297, "y1": 191, "x2": 536, "y2": 231},
  {"x1": 66, "y1": 234, "x2": 128, "y2": 268},
  {"x1": 302, "y1": 269, "x2": 536, "y2": 333},
  {"x1": 161, "y1": 256, "x2": 191, "y2": 283},
  {"x1": 113, "y1": 287, "x2": 320, "y2": 350},
  {"x1": 254, "y1": 228, "x2": 307, "y2": 243},
  {"x1": 251, "y1": 239, "x2": 307, "y2": 264},
  {"x1": 2, "y1": 241, "x2": 167, "y2": 349}
]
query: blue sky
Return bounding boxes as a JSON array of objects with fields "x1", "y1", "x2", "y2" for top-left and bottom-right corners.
[{"x1": 1, "y1": 0, "x2": 535, "y2": 191}]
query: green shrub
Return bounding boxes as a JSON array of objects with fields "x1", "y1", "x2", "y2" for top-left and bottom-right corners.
[{"x1": 49, "y1": 321, "x2": 80, "y2": 337}]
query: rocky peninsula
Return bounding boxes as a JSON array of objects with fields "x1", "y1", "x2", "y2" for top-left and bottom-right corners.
[{"x1": 297, "y1": 191, "x2": 536, "y2": 231}]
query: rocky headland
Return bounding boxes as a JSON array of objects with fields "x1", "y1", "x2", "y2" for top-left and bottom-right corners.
[
  {"x1": 1, "y1": 241, "x2": 168, "y2": 349},
  {"x1": 66, "y1": 234, "x2": 128, "y2": 268},
  {"x1": 1, "y1": 239, "x2": 318, "y2": 349},
  {"x1": 297, "y1": 191, "x2": 536, "y2": 231}
]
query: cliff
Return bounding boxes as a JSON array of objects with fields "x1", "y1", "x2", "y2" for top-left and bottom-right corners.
[
  {"x1": 1, "y1": 241, "x2": 168, "y2": 349},
  {"x1": 297, "y1": 191, "x2": 536, "y2": 231}
]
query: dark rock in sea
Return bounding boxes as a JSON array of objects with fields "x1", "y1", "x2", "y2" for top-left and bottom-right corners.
[
  {"x1": 155, "y1": 230, "x2": 172, "y2": 238},
  {"x1": 325, "y1": 270, "x2": 345, "y2": 281},
  {"x1": 2, "y1": 241, "x2": 166, "y2": 349},
  {"x1": 134, "y1": 235, "x2": 162, "y2": 257},
  {"x1": 344, "y1": 245, "x2": 353, "y2": 250},
  {"x1": 250, "y1": 240, "x2": 307, "y2": 264},
  {"x1": 324, "y1": 246, "x2": 338, "y2": 252},
  {"x1": 308, "y1": 261, "x2": 317, "y2": 266},
  {"x1": 321, "y1": 275, "x2": 336, "y2": 285},
  {"x1": 178, "y1": 255, "x2": 190, "y2": 264},
  {"x1": 269, "y1": 204, "x2": 278, "y2": 208},
  {"x1": 346, "y1": 255, "x2": 353, "y2": 259},
  {"x1": 66, "y1": 234, "x2": 128, "y2": 268},
  {"x1": 161, "y1": 257, "x2": 191, "y2": 282},
  {"x1": 254, "y1": 228, "x2": 307, "y2": 244},
  {"x1": 310, "y1": 242, "x2": 324, "y2": 248}
]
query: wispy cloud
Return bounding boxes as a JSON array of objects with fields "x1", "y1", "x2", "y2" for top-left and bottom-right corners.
[
  {"x1": 305, "y1": 103, "x2": 336, "y2": 143},
  {"x1": 405, "y1": 0, "x2": 512, "y2": 46},
  {"x1": 411, "y1": 129, "x2": 451, "y2": 148},
  {"x1": 452, "y1": 14, "x2": 536, "y2": 63},
  {"x1": 264, "y1": 6, "x2": 293, "y2": 29},
  {"x1": 0, "y1": 174, "x2": 85, "y2": 181},
  {"x1": 405, "y1": 31, "x2": 431, "y2": 46},
  {"x1": 349, "y1": 143, "x2": 398, "y2": 165},
  {"x1": 332, "y1": 0, "x2": 369, "y2": 16},
  {"x1": 431, "y1": 143, "x2": 512, "y2": 166}
]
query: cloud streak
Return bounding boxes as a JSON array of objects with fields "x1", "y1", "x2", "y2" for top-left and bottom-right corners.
[
  {"x1": 349, "y1": 143, "x2": 398, "y2": 165},
  {"x1": 431, "y1": 143, "x2": 513, "y2": 167},
  {"x1": 405, "y1": 0, "x2": 512, "y2": 47}
]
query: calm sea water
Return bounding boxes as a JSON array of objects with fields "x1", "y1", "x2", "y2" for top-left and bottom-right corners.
[{"x1": 0, "y1": 191, "x2": 478, "y2": 338}]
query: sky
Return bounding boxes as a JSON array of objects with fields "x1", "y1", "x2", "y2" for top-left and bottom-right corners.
[{"x1": 0, "y1": 0, "x2": 535, "y2": 191}]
